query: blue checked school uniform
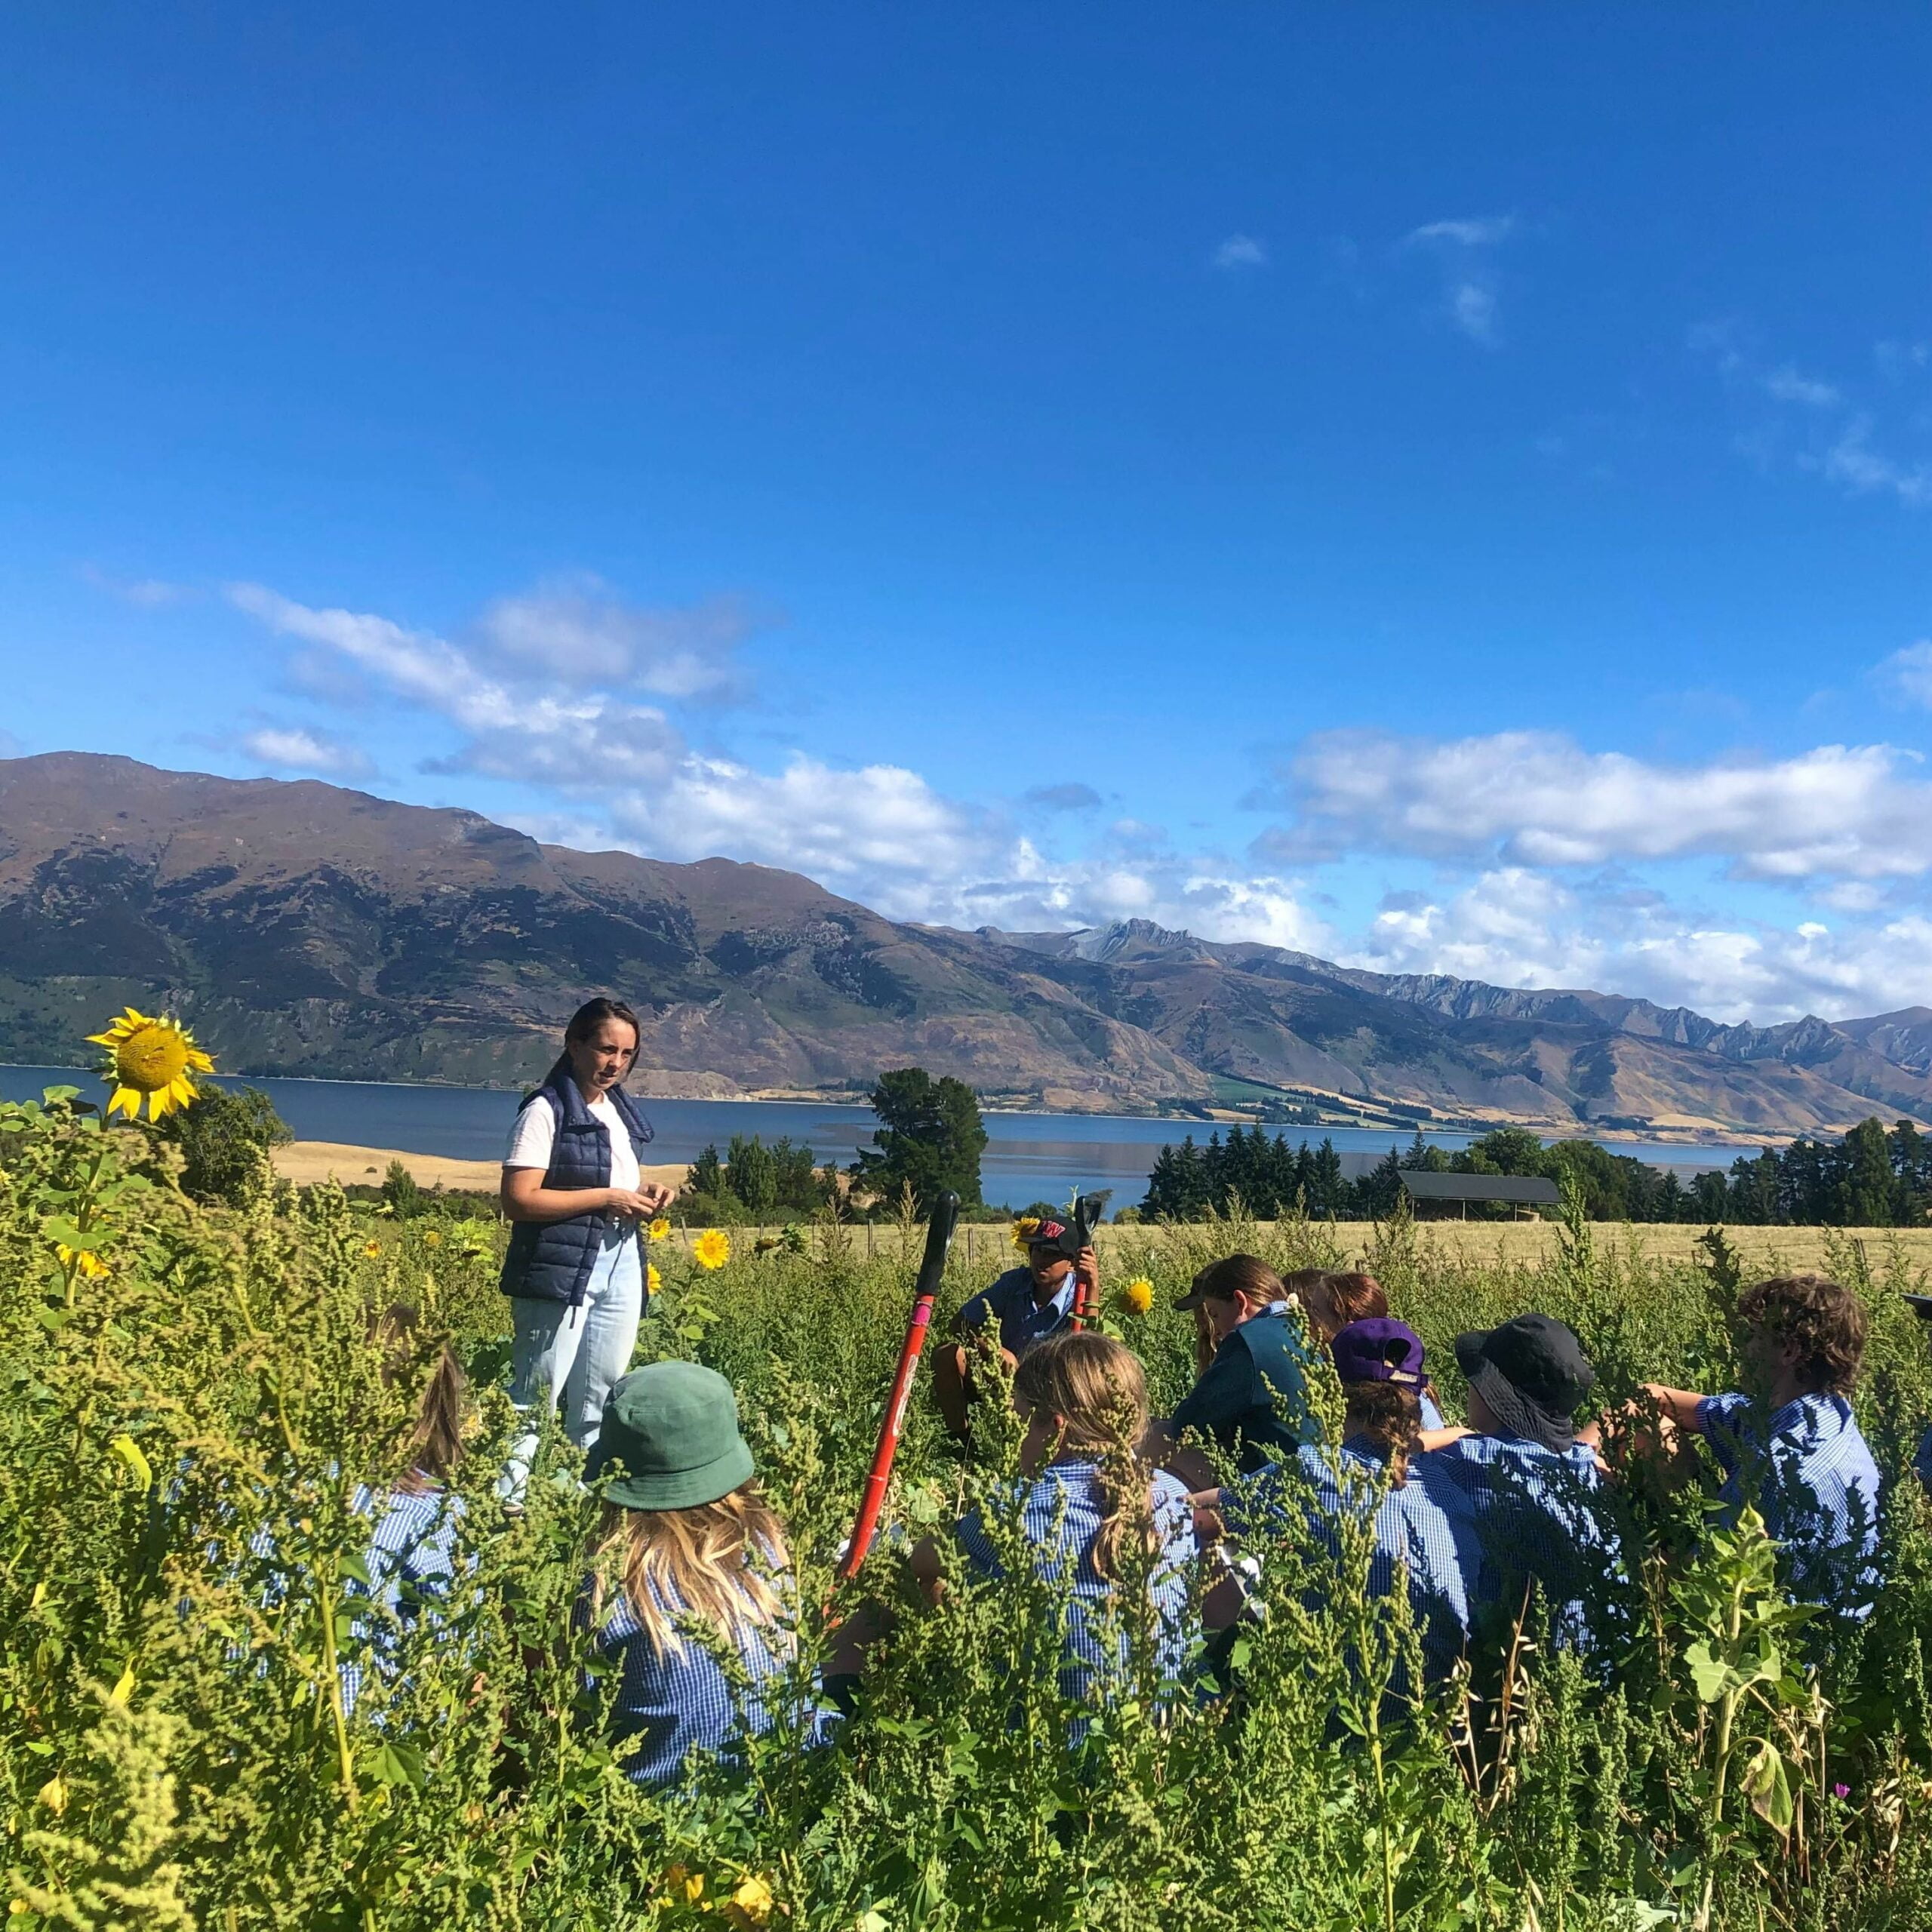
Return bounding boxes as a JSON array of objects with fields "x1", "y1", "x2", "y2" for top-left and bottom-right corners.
[
  {"x1": 1697, "y1": 1392, "x2": 1882, "y2": 1615},
  {"x1": 957, "y1": 1266, "x2": 1078, "y2": 1356},
  {"x1": 953, "y1": 1461, "x2": 1195, "y2": 1715},
  {"x1": 1427, "y1": 1434, "x2": 1624, "y2": 1654},
  {"x1": 1230, "y1": 1438, "x2": 1478, "y2": 1681},
  {"x1": 339, "y1": 1483, "x2": 467, "y2": 1715},
  {"x1": 584, "y1": 1555, "x2": 829, "y2": 1786}
]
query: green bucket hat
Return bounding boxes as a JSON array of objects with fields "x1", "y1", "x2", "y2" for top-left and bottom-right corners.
[{"x1": 586, "y1": 1361, "x2": 755, "y2": 1511}]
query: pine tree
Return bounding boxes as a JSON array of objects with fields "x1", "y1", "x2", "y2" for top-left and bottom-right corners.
[{"x1": 851, "y1": 1066, "x2": 987, "y2": 1212}]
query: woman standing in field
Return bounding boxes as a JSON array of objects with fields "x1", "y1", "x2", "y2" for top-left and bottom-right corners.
[{"x1": 500, "y1": 998, "x2": 672, "y2": 1481}]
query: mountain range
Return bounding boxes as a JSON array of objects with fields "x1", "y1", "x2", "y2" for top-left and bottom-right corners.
[{"x1": 1, "y1": 752, "x2": 1927, "y2": 1139}]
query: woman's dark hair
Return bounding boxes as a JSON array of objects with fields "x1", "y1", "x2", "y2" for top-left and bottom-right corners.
[
  {"x1": 1342, "y1": 1380, "x2": 1423, "y2": 1487},
  {"x1": 372, "y1": 1304, "x2": 466, "y2": 1489},
  {"x1": 1736, "y1": 1273, "x2": 1868, "y2": 1395},
  {"x1": 565, "y1": 997, "x2": 641, "y2": 1047}
]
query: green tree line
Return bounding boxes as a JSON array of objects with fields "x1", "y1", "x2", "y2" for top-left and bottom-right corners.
[{"x1": 1142, "y1": 1116, "x2": 1932, "y2": 1226}]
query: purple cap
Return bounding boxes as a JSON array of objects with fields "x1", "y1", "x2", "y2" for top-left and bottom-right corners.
[{"x1": 1331, "y1": 1317, "x2": 1426, "y2": 1386}]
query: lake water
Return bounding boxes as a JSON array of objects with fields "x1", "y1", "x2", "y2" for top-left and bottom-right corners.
[{"x1": 1, "y1": 1064, "x2": 1760, "y2": 1211}]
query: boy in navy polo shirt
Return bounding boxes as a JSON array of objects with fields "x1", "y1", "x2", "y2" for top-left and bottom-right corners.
[
  {"x1": 1641, "y1": 1272, "x2": 1881, "y2": 1615},
  {"x1": 931, "y1": 1216, "x2": 1099, "y2": 1438}
]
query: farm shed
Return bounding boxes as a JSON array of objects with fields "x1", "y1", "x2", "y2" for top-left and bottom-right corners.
[{"x1": 1397, "y1": 1170, "x2": 1562, "y2": 1220}]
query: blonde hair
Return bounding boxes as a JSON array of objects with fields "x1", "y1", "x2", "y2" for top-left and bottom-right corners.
[
  {"x1": 372, "y1": 1304, "x2": 466, "y2": 1492},
  {"x1": 1011, "y1": 1331, "x2": 1158, "y2": 1585},
  {"x1": 589, "y1": 1487, "x2": 791, "y2": 1660}
]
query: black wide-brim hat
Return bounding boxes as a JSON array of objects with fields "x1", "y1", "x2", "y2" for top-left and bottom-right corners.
[{"x1": 1455, "y1": 1312, "x2": 1594, "y2": 1415}]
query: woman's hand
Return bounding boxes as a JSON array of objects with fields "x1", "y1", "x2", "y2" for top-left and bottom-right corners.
[{"x1": 604, "y1": 1185, "x2": 669, "y2": 1222}]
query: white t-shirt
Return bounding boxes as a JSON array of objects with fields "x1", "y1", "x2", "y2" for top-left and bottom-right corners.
[{"x1": 502, "y1": 1091, "x2": 641, "y2": 1195}]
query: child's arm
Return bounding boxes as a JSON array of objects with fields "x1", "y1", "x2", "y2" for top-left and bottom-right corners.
[
  {"x1": 1418, "y1": 1426, "x2": 1470, "y2": 1451},
  {"x1": 1640, "y1": 1383, "x2": 1709, "y2": 1432}
]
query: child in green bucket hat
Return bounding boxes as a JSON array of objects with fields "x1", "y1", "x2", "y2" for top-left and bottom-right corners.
[{"x1": 582, "y1": 1360, "x2": 829, "y2": 1785}]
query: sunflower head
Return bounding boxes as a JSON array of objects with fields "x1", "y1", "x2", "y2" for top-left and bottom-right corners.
[
  {"x1": 363, "y1": 1240, "x2": 383, "y2": 1259},
  {"x1": 1121, "y1": 1277, "x2": 1155, "y2": 1316},
  {"x1": 87, "y1": 1008, "x2": 214, "y2": 1121},
  {"x1": 421, "y1": 1228, "x2": 442, "y2": 1247},
  {"x1": 1011, "y1": 1215, "x2": 1042, "y2": 1253},
  {"x1": 648, "y1": 1261, "x2": 663, "y2": 1294},
  {"x1": 693, "y1": 1228, "x2": 731, "y2": 1271},
  {"x1": 648, "y1": 1217, "x2": 672, "y2": 1241}
]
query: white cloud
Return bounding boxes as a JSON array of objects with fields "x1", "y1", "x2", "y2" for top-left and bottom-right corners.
[
  {"x1": 81, "y1": 566, "x2": 195, "y2": 607},
  {"x1": 222, "y1": 580, "x2": 1929, "y2": 1027},
  {"x1": 1404, "y1": 215, "x2": 1516, "y2": 248},
  {"x1": 1211, "y1": 234, "x2": 1268, "y2": 269},
  {"x1": 1400, "y1": 214, "x2": 1515, "y2": 346},
  {"x1": 1763, "y1": 365, "x2": 1840, "y2": 408},
  {"x1": 1352, "y1": 868, "x2": 1932, "y2": 1023},
  {"x1": 1448, "y1": 280, "x2": 1497, "y2": 344},
  {"x1": 1820, "y1": 416, "x2": 1932, "y2": 507},
  {"x1": 470, "y1": 577, "x2": 758, "y2": 701},
  {"x1": 1266, "y1": 728, "x2": 1932, "y2": 881},
  {"x1": 1881, "y1": 639, "x2": 1932, "y2": 709},
  {"x1": 238, "y1": 725, "x2": 374, "y2": 779}
]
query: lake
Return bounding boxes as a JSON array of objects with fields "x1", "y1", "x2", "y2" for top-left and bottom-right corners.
[{"x1": 0, "y1": 1065, "x2": 1761, "y2": 1211}]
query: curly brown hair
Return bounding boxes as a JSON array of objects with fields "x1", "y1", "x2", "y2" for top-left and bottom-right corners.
[{"x1": 1734, "y1": 1273, "x2": 1868, "y2": 1396}]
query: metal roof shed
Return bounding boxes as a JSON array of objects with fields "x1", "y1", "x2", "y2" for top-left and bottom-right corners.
[{"x1": 1397, "y1": 1170, "x2": 1561, "y2": 1219}]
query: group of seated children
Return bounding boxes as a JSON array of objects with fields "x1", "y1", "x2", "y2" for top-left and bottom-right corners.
[{"x1": 356, "y1": 1248, "x2": 1897, "y2": 1789}]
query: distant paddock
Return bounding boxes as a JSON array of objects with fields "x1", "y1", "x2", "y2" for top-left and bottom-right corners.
[{"x1": 268, "y1": 1142, "x2": 1932, "y2": 1284}]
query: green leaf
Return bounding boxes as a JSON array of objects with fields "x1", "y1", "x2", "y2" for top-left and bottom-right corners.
[
  {"x1": 1743, "y1": 1740, "x2": 1795, "y2": 1835},
  {"x1": 338, "y1": 1551, "x2": 374, "y2": 1588},
  {"x1": 1684, "y1": 1641, "x2": 1732, "y2": 1703},
  {"x1": 365, "y1": 1740, "x2": 426, "y2": 1790}
]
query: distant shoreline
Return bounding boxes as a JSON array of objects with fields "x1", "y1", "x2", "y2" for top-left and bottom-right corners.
[{"x1": 0, "y1": 1062, "x2": 1786, "y2": 1147}]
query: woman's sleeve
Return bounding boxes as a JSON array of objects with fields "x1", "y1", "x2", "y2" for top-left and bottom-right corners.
[{"x1": 503, "y1": 1098, "x2": 555, "y2": 1170}]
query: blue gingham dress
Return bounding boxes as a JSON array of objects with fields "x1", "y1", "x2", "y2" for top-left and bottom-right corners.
[
  {"x1": 340, "y1": 1483, "x2": 467, "y2": 1714},
  {"x1": 952, "y1": 1460, "x2": 1195, "y2": 1712},
  {"x1": 583, "y1": 1544, "x2": 826, "y2": 1786}
]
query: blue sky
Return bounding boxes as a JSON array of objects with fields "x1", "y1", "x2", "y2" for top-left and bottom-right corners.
[{"x1": 4, "y1": 5, "x2": 1930, "y2": 1023}]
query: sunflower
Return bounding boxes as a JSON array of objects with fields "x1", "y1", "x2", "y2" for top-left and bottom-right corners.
[
  {"x1": 87, "y1": 1008, "x2": 214, "y2": 1121},
  {"x1": 1010, "y1": 1215, "x2": 1042, "y2": 1253},
  {"x1": 648, "y1": 1217, "x2": 672, "y2": 1241},
  {"x1": 1121, "y1": 1276, "x2": 1154, "y2": 1316},
  {"x1": 648, "y1": 1262, "x2": 662, "y2": 1294},
  {"x1": 362, "y1": 1240, "x2": 383, "y2": 1259},
  {"x1": 693, "y1": 1228, "x2": 731, "y2": 1271},
  {"x1": 421, "y1": 1228, "x2": 443, "y2": 1247},
  {"x1": 56, "y1": 1243, "x2": 109, "y2": 1281}
]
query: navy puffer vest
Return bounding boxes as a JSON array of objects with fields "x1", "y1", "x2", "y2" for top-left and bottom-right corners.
[{"x1": 500, "y1": 1058, "x2": 656, "y2": 1307}]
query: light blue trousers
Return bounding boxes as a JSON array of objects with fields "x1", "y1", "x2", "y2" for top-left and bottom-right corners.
[{"x1": 503, "y1": 1230, "x2": 645, "y2": 1498}]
